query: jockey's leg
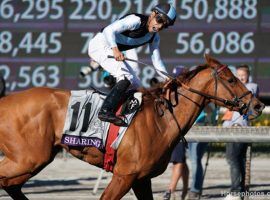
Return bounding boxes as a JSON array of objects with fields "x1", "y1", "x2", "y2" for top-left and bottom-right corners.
[
  {"x1": 132, "y1": 178, "x2": 154, "y2": 200},
  {"x1": 100, "y1": 173, "x2": 136, "y2": 200},
  {"x1": 88, "y1": 34, "x2": 142, "y2": 126},
  {"x1": 98, "y1": 78, "x2": 131, "y2": 126}
]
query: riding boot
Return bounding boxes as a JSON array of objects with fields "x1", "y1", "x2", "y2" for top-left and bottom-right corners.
[{"x1": 98, "y1": 78, "x2": 131, "y2": 126}]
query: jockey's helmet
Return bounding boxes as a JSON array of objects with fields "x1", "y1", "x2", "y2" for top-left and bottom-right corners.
[{"x1": 152, "y1": 3, "x2": 177, "y2": 27}]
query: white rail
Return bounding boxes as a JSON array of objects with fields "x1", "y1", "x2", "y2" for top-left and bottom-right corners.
[
  {"x1": 92, "y1": 126, "x2": 270, "y2": 196},
  {"x1": 186, "y1": 126, "x2": 270, "y2": 143}
]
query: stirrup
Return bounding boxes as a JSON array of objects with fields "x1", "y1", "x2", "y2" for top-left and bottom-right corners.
[
  {"x1": 98, "y1": 112, "x2": 128, "y2": 127},
  {"x1": 112, "y1": 116, "x2": 128, "y2": 127}
]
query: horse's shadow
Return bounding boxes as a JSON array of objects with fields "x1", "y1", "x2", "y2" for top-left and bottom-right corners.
[
  {"x1": 2, "y1": 180, "x2": 270, "y2": 198},
  {"x1": 0, "y1": 177, "x2": 107, "y2": 197},
  {"x1": 23, "y1": 177, "x2": 97, "y2": 187}
]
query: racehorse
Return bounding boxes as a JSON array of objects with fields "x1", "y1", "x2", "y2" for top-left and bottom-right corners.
[{"x1": 0, "y1": 55, "x2": 264, "y2": 199}]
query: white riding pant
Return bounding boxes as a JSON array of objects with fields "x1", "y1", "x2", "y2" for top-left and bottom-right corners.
[{"x1": 88, "y1": 33, "x2": 141, "y2": 88}]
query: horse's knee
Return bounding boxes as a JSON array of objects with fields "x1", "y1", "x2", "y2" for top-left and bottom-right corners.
[
  {"x1": 0, "y1": 157, "x2": 35, "y2": 181},
  {"x1": 0, "y1": 173, "x2": 31, "y2": 188}
]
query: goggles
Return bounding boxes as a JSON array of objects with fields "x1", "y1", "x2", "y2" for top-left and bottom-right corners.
[{"x1": 155, "y1": 12, "x2": 169, "y2": 28}]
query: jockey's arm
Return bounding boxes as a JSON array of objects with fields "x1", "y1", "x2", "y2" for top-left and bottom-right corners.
[
  {"x1": 102, "y1": 15, "x2": 141, "y2": 61},
  {"x1": 149, "y1": 34, "x2": 168, "y2": 80}
]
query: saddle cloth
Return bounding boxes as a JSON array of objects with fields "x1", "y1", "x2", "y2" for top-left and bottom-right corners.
[{"x1": 61, "y1": 90, "x2": 141, "y2": 150}]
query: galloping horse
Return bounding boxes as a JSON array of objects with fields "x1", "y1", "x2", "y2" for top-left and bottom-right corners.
[{"x1": 0, "y1": 55, "x2": 264, "y2": 199}]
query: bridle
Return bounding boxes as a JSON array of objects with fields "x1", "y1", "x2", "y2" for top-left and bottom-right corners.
[
  {"x1": 154, "y1": 64, "x2": 252, "y2": 146},
  {"x1": 108, "y1": 55, "x2": 252, "y2": 114},
  {"x1": 165, "y1": 64, "x2": 252, "y2": 115}
]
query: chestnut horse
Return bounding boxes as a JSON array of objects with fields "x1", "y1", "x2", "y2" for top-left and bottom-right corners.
[{"x1": 0, "y1": 55, "x2": 264, "y2": 199}]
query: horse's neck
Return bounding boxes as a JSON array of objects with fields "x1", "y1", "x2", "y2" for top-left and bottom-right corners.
[
  {"x1": 177, "y1": 70, "x2": 212, "y2": 129},
  {"x1": 163, "y1": 79, "x2": 209, "y2": 143},
  {"x1": 174, "y1": 90, "x2": 205, "y2": 130}
]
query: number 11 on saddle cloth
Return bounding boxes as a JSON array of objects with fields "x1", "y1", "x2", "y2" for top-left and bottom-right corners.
[{"x1": 61, "y1": 89, "x2": 142, "y2": 150}]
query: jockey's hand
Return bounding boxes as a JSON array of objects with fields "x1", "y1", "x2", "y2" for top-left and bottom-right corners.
[{"x1": 112, "y1": 47, "x2": 125, "y2": 61}]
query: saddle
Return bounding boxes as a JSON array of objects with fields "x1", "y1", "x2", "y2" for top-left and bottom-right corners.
[{"x1": 91, "y1": 86, "x2": 142, "y2": 116}]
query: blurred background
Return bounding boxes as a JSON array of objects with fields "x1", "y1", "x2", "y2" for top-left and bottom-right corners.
[
  {"x1": 1, "y1": 1, "x2": 270, "y2": 199},
  {"x1": 0, "y1": 0, "x2": 269, "y2": 105}
]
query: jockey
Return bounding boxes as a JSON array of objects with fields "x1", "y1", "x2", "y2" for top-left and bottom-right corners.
[{"x1": 88, "y1": 3, "x2": 177, "y2": 126}]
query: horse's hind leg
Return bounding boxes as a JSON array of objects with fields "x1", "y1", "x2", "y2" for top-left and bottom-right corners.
[
  {"x1": 0, "y1": 148, "x2": 57, "y2": 199},
  {"x1": 100, "y1": 174, "x2": 136, "y2": 200},
  {"x1": 3, "y1": 182, "x2": 29, "y2": 200},
  {"x1": 0, "y1": 143, "x2": 59, "y2": 183},
  {"x1": 0, "y1": 157, "x2": 33, "y2": 184},
  {"x1": 131, "y1": 178, "x2": 153, "y2": 200},
  {"x1": 0, "y1": 158, "x2": 32, "y2": 199}
]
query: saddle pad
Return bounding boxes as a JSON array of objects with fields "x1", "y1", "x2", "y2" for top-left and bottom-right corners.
[
  {"x1": 61, "y1": 90, "x2": 109, "y2": 149},
  {"x1": 61, "y1": 90, "x2": 141, "y2": 150}
]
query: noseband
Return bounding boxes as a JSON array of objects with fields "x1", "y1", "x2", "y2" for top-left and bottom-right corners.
[
  {"x1": 213, "y1": 65, "x2": 251, "y2": 114},
  {"x1": 168, "y1": 65, "x2": 252, "y2": 114}
]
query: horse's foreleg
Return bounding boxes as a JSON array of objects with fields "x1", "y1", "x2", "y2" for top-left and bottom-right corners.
[
  {"x1": 3, "y1": 184, "x2": 29, "y2": 200},
  {"x1": 100, "y1": 174, "x2": 136, "y2": 200},
  {"x1": 132, "y1": 178, "x2": 153, "y2": 200}
]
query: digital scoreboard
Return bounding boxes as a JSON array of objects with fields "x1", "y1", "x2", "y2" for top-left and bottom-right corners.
[{"x1": 0, "y1": 0, "x2": 269, "y2": 97}]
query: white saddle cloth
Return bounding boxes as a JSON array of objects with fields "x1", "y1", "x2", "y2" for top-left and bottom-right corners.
[{"x1": 61, "y1": 90, "x2": 140, "y2": 150}]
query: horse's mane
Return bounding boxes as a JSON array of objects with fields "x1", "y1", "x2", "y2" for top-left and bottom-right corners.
[
  {"x1": 177, "y1": 64, "x2": 208, "y2": 83},
  {"x1": 140, "y1": 64, "x2": 208, "y2": 97}
]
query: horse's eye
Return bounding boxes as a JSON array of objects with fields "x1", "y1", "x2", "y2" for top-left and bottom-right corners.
[{"x1": 228, "y1": 78, "x2": 235, "y2": 83}]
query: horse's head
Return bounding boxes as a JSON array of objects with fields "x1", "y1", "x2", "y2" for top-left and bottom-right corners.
[{"x1": 203, "y1": 54, "x2": 264, "y2": 119}]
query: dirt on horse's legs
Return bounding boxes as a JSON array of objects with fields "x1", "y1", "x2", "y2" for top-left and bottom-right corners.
[{"x1": 100, "y1": 174, "x2": 136, "y2": 200}]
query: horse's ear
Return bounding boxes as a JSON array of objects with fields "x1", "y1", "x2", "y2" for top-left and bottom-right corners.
[{"x1": 204, "y1": 53, "x2": 221, "y2": 68}]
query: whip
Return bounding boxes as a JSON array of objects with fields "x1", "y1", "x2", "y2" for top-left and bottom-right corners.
[{"x1": 107, "y1": 55, "x2": 174, "y2": 79}]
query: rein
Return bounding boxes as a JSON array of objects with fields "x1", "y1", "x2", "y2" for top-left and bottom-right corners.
[
  {"x1": 153, "y1": 64, "x2": 252, "y2": 146},
  {"x1": 165, "y1": 65, "x2": 252, "y2": 114},
  {"x1": 180, "y1": 80, "x2": 251, "y2": 110},
  {"x1": 154, "y1": 90, "x2": 187, "y2": 147}
]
